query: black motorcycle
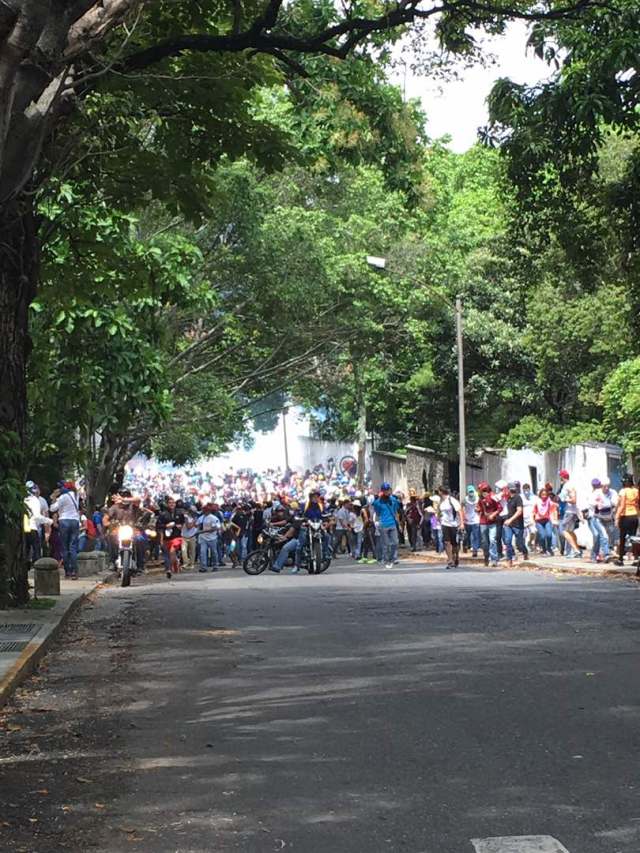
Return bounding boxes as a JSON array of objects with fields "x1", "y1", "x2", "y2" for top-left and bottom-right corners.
[{"x1": 243, "y1": 527, "x2": 287, "y2": 575}]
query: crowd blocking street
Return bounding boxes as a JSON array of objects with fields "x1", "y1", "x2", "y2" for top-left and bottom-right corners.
[{"x1": 24, "y1": 462, "x2": 640, "y2": 581}]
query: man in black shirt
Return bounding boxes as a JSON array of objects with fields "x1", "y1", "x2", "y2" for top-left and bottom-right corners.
[
  {"x1": 271, "y1": 504, "x2": 303, "y2": 574},
  {"x1": 157, "y1": 497, "x2": 185, "y2": 578},
  {"x1": 503, "y1": 482, "x2": 528, "y2": 567}
]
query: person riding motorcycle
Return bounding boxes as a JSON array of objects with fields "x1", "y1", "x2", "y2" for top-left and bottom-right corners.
[
  {"x1": 271, "y1": 501, "x2": 303, "y2": 574},
  {"x1": 296, "y1": 490, "x2": 330, "y2": 565}
]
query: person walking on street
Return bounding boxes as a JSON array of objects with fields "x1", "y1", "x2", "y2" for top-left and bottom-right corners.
[
  {"x1": 533, "y1": 487, "x2": 554, "y2": 555},
  {"x1": 503, "y1": 482, "x2": 529, "y2": 567},
  {"x1": 372, "y1": 483, "x2": 400, "y2": 569},
  {"x1": 438, "y1": 485, "x2": 464, "y2": 569},
  {"x1": 558, "y1": 470, "x2": 582, "y2": 558},
  {"x1": 614, "y1": 475, "x2": 639, "y2": 566},
  {"x1": 405, "y1": 490, "x2": 423, "y2": 552},
  {"x1": 463, "y1": 485, "x2": 480, "y2": 557},
  {"x1": 49, "y1": 481, "x2": 81, "y2": 579},
  {"x1": 588, "y1": 479, "x2": 610, "y2": 563},
  {"x1": 478, "y1": 482, "x2": 501, "y2": 567},
  {"x1": 521, "y1": 483, "x2": 536, "y2": 553}
]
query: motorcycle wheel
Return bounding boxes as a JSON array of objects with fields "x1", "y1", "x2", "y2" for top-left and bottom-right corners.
[
  {"x1": 311, "y1": 539, "x2": 323, "y2": 575},
  {"x1": 243, "y1": 549, "x2": 270, "y2": 575},
  {"x1": 121, "y1": 551, "x2": 131, "y2": 587},
  {"x1": 317, "y1": 556, "x2": 331, "y2": 574}
]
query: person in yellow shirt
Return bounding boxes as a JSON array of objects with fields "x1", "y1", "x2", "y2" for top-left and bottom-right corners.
[{"x1": 614, "y1": 474, "x2": 639, "y2": 566}]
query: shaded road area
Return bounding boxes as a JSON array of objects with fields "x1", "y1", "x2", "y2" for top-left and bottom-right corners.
[{"x1": 1, "y1": 562, "x2": 640, "y2": 852}]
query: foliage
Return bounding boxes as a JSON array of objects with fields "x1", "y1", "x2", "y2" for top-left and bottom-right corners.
[{"x1": 602, "y1": 358, "x2": 640, "y2": 460}]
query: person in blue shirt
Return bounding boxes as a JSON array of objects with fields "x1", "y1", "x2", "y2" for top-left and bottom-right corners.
[{"x1": 372, "y1": 482, "x2": 400, "y2": 568}]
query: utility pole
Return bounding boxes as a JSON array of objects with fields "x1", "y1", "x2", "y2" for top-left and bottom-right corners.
[
  {"x1": 282, "y1": 406, "x2": 290, "y2": 472},
  {"x1": 455, "y1": 295, "x2": 466, "y2": 499}
]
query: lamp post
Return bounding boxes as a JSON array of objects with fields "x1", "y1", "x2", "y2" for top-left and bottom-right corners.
[{"x1": 366, "y1": 256, "x2": 466, "y2": 497}]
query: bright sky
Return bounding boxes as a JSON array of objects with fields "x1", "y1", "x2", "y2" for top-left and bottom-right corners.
[{"x1": 393, "y1": 21, "x2": 553, "y2": 152}]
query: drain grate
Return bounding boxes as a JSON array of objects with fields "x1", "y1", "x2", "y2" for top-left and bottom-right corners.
[
  {"x1": 0, "y1": 641, "x2": 28, "y2": 653},
  {"x1": 0, "y1": 623, "x2": 38, "y2": 635}
]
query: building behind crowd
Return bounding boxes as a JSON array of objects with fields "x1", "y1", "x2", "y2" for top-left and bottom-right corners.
[{"x1": 371, "y1": 441, "x2": 626, "y2": 497}]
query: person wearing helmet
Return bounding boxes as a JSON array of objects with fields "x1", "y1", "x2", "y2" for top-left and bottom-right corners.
[
  {"x1": 372, "y1": 482, "x2": 400, "y2": 569},
  {"x1": 588, "y1": 478, "x2": 610, "y2": 563}
]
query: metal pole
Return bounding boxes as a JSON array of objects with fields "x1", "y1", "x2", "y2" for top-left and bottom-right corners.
[
  {"x1": 455, "y1": 295, "x2": 466, "y2": 499},
  {"x1": 282, "y1": 407, "x2": 290, "y2": 472}
]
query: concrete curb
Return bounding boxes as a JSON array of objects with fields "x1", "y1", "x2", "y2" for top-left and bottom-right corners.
[
  {"x1": 400, "y1": 551, "x2": 639, "y2": 581},
  {"x1": 0, "y1": 574, "x2": 114, "y2": 710}
]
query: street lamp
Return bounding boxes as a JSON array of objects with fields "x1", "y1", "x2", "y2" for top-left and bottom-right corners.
[{"x1": 366, "y1": 256, "x2": 466, "y2": 497}]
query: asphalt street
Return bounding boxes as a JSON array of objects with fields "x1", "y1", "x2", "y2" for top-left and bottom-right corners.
[{"x1": 1, "y1": 560, "x2": 640, "y2": 853}]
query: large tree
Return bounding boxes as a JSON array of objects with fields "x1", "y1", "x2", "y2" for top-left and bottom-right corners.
[{"x1": 0, "y1": 0, "x2": 612, "y2": 603}]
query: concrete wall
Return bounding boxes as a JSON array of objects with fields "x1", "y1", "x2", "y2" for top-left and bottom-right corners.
[
  {"x1": 406, "y1": 445, "x2": 448, "y2": 494},
  {"x1": 472, "y1": 442, "x2": 625, "y2": 502},
  {"x1": 371, "y1": 451, "x2": 407, "y2": 495}
]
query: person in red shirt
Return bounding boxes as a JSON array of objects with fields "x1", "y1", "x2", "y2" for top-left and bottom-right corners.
[{"x1": 477, "y1": 481, "x2": 501, "y2": 567}]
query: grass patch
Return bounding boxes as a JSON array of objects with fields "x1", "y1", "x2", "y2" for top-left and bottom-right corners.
[{"x1": 23, "y1": 598, "x2": 57, "y2": 610}]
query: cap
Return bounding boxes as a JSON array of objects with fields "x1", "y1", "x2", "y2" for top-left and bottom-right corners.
[
  {"x1": 478, "y1": 481, "x2": 490, "y2": 492},
  {"x1": 601, "y1": 476, "x2": 610, "y2": 487},
  {"x1": 495, "y1": 479, "x2": 507, "y2": 490},
  {"x1": 380, "y1": 482, "x2": 392, "y2": 491},
  {"x1": 25, "y1": 480, "x2": 37, "y2": 492},
  {"x1": 507, "y1": 481, "x2": 517, "y2": 490},
  {"x1": 559, "y1": 469, "x2": 570, "y2": 480},
  {"x1": 591, "y1": 478, "x2": 601, "y2": 488},
  {"x1": 466, "y1": 484, "x2": 476, "y2": 493}
]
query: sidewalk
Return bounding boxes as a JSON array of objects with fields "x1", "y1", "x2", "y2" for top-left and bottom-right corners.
[
  {"x1": 401, "y1": 549, "x2": 639, "y2": 580},
  {"x1": 0, "y1": 574, "x2": 111, "y2": 709}
]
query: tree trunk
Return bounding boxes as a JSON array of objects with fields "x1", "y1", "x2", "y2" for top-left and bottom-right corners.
[
  {"x1": 0, "y1": 197, "x2": 39, "y2": 607},
  {"x1": 84, "y1": 431, "x2": 123, "y2": 511}
]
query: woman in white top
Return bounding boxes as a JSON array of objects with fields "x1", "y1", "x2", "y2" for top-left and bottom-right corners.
[
  {"x1": 438, "y1": 485, "x2": 464, "y2": 570},
  {"x1": 49, "y1": 482, "x2": 81, "y2": 578}
]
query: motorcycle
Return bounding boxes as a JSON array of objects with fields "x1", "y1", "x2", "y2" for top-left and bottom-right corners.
[
  {"x1": 243, "y1": 526, "x2": 286, "y2": 575},
  {"x1": 118, "y1": 524, "x2": 135, "y2": 587},
  {"x1": 299, "y1": 517, "x2": 331, "y2": 575}
]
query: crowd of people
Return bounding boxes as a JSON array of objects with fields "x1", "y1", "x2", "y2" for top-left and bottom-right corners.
[{"x1": 22, "y1": 464, "x2": 640, "y2": 578}]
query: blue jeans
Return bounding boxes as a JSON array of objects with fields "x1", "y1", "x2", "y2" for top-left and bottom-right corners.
[
  {"x1": 379, "y1": 526, "x2": 399, "y2": 563},
  {"x1": 503, "y1": 525, "x2": 528, "y2": 560},
  {"x1": 275, "y1": 537, "x2": 299, "y2": 571},
  {"x1": 433, "y1": 528, "x2": 444, "y2": 553},
  {"x1": 589, "y1": 516, "x2": 609, "y2": 559},
  {"x1": 240, "y1": 535, "x2": 249, "y2": 562},
  {"x1": 200, "y1": 535, "x2": 218, "y2": 568},
  {"x1": 480, "y1": 524, "x2": 498, "y2": 563},
  {"x1": 465, "y1": 523, "x2": 480, "y2": 552},
  {"x1": 353, "y1": 530, "x2": 364, "y2": 559},
  {"x1": 536, "y1": 520, "x2": 553, "y2": 553},
  {"x1": 59, "y1": 519, "x2": 80, "y2": 576}
]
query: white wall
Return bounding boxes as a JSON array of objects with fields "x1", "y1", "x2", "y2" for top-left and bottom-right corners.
[{"x1": 128, "y1": 407, "x2": 368, "y2": 477}]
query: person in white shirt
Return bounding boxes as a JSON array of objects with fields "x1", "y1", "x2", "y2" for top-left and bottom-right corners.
[
  {"x1": 49, "y1": 482, "x2": 81, "y2": 578},
  {"x1": 197, "y1": 506, "x2": 222, "y2": 572},
  {"x1": 24, "y1": 481, "x2": 50, "y2": 563},
  {"x1": 438, "y1": 485, "x2": 464, "y2": 570},
  {"x1": 463, "y1": 485, "x2": 480, "y2": 556},
  {"x1": 599, "y1": 477, "x2": 619, "y2": 548},
  {"x1": 520, "y1": 483, "x2": 536, "y2": 552},
  {"x1": 349, "y1": 502, "x2": 364, "y2": 560}
]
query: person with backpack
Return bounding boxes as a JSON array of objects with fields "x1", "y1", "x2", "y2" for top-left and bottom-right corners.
[{"x1": 438, "y1": 485, "x2": 464, "y2": 569}]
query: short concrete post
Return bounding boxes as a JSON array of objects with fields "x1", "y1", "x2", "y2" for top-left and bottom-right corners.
[
  {"x1": 33, "y1": 558, "x2": 61, "y2": 596},
  {"x1": 77, "y1": 552, "x2": 99, "y2": 578}
]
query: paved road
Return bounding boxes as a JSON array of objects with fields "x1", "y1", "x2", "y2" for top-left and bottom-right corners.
[{"x1": 1, "y1": 560, "x2": 640, "y2": 853}]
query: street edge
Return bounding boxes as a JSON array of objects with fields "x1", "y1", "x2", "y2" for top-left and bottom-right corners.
[
  {"x1": 401, "y1": 552, "x2": 640, "y2": 581},
  {"x1": 0, "y1": 573, "x2": 115, "y2": 710}
]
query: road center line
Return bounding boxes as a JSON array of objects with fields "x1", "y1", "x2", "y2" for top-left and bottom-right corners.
[{"x1": 471, "y1": 837, "x2": 571, "y2": 853}]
